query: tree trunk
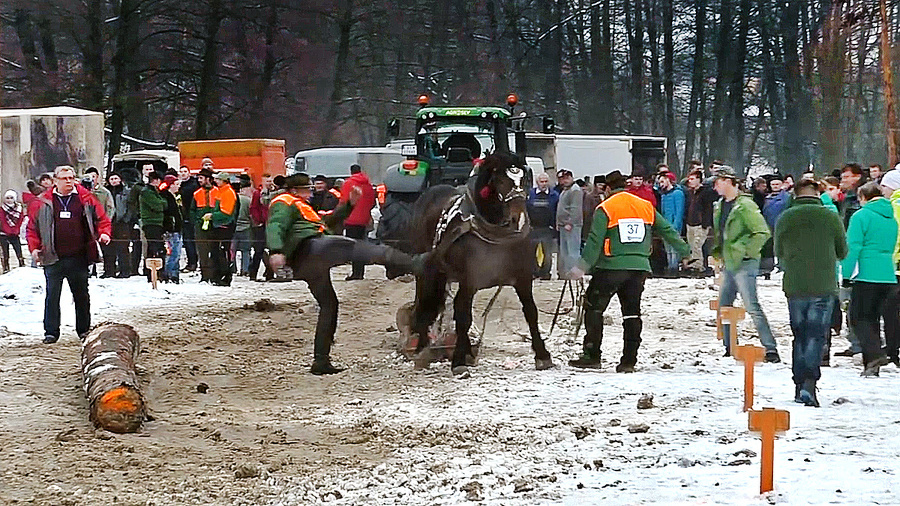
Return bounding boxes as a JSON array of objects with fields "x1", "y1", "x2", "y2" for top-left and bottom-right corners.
[
  {"x1": 81, "y1": 323, "x2": 145, "y2": 434},
  {"x1": 882, "y1": 0, "x2": 899, "y2": 167},
  {"x1": 662, "y1": 0, "x2": 678, "y2": 171},
  {"x1": 83, "y1": 0, "x2": 105, "y2": 111},
  {"x1": 626, "y1": 0, "x2": 645, "y2": 133},
  {"x1": 195, "y1": 0, "x2": 225, "y2": 139},
  {"x1": 323, "y1": 0, "x2": 354, "y2": 144},
  {"x1": 647, "y1": 0, "x2": 662, "y2": 133},
  {"x1": 781, "y1": 0, "x2": 805, "y2": 176},
  {"x1": 107, "y1": 0, "x2": 142, "y2": 167},
  {"x1": 726, "y1": 0, "x2": 751, "y2": 172},
  {"x1": 684, "y1": 0, "x2": 706, "y2": 169},
  {"x1": 597, "y1": 0, "x2": 615, "y2": 133},
  {"x1": 710, "y1": 0, "x2": 734, "y2": 162},
  {"x1": 818, "y1": 3, "x2": 846, "y2": 175}
]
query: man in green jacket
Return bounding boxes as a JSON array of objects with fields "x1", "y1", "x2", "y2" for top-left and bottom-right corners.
[
  {"x1": 139, "y1": 171, "x2": 168, "y2": 283},
  {"x1": 711, "y1": 166, "x2": 780, "y2": 362},
  {"x1": 567, "y1": 171, "x2": 689, "y2": 372},
  {"x1": 267, "y1": 173, "x2": 423, "y2": 375},
  {"x1": 774, "y1": 178, "x2": 848, "y2": 407}
]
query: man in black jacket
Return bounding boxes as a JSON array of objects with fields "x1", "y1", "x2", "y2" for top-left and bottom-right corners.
[
  {"x1": 177, "y1": 165, "x2": 200, "y2": 271},
  {"x1": 684, "y1": 169, "x2": 718, "y2": 275}
]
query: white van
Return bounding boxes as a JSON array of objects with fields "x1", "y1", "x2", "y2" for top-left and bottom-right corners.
[{"x1": 292, "y1": 146, "x2": 404, "y2": 184}]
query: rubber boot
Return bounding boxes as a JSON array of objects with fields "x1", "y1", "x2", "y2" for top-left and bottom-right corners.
[
  {"x1": 0, "y1": 256, "x2": 8, "y2": 274},
  {"x1": 616, "y1": 317, "x2": 642, "y2": 373},
  {"x1": 18, "y1": 257, "x2": 25, "y2": 267},
  {"x1": 381, "y1": 247, "x2": 423, "y2": 279},
  {"x1": 310, "y1": 331, "x2": 345, "y2": 375},
  {"x1": 569, "y1": 310, "x2": 603, "y2": 369},
  {"x1": 799, "y1": 379, "x2": 819, "y2": 407}
]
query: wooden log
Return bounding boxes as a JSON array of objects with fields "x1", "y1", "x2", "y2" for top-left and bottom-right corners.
[{"x1": 80, "y1": 323, "x2": 145, "y2": 433}]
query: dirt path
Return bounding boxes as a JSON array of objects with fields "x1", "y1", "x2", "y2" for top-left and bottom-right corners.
[{"x1": 0, "y1": 272, "x2": 568, "y2": 505}]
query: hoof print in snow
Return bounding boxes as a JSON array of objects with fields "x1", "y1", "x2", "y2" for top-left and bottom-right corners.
[
  {"x1": 733, "y1": 449, "x2": 757, "y2": 458},
  {"x1": 245, "y1": 298, "x2": 276, "y2": 312},
  {"x1": 607, "y1": 418, "x2": 621, "y2": 427},
  {"x1": 678, "y1": 308, "x2": 691, "y2": 316},
  {"x1": 513, "y1": 479, "x2": 534, "y2": 493},
  {"x1": 196, "y1": 382, "x2": 209, "y2": 394},
  {"x1": 657, "y1": 321, "x2": 675, "y2": 330},
  {"x1": 592, "y1": 459, "x2": 604, "y2": 470},
  {"x1": 234, "y1": 463, "x2": 260, "y2": 479},
  {"x1": 461, "y1": 481, "x2": 483, "y2": 501},
  {"x1": 727, "y1": 459, "x2": 751, "y2": 466},
  {"x1": 678, "y1": 458, "x2": 698, "y2": 468},
  {"x1": 692, "y1": 429, "x2": 709, "y2": 436},
  {"x1": 627, "y1": 423, "x2": 650, "y2": 434},
  {"x1": 661, "y1": 363, "x2": 673, "y2": 369},
  {"x1": 832, "y1": 397, "x2": 852, "y2": 405},
  {"x1": 716, "y1": 435, "x2": 736, "y2": 444},
  {"x1": 637, "y1": 394, "x2": 654, "y2": 409},
  {"x1": 572, "y1": 426, "x2": 594, "y2": 440}
]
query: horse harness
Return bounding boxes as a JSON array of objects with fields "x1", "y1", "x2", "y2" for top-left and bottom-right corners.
[{"x1": 432, "y1": 186, "x2": 530, "y2": 254}]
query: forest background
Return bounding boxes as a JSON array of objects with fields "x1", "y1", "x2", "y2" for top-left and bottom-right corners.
[{"x1": 0, "y1": 0, "x2": 893, "y2": 175}]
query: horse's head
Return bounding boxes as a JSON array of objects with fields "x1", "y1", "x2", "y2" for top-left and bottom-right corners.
[{"x1": 473, "y1": 153, "x2": 529, "y2": 232}]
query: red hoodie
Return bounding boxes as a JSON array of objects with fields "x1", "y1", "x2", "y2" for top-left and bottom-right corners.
[
  {"x1": 339, "y1": 172, "x2": 376, "y2": 227},
  {"x1": 627, "y1": 183, "x2": 657, "y2": 207}
]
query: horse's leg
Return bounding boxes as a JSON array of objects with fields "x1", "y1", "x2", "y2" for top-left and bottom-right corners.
[
  {"x1": 515, "y1": 279, "x2": 554, "y2": 370},
  {"x1": 450, "y1": 285, "x2": 476, "y2": 376},
  {"x1": 411, "y1": 269, "x2": 446, "y2": 368}
]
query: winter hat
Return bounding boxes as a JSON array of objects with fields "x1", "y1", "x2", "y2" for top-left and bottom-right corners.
[
  {"x1": 664, "y1": 172, "x2": 677, "y2": 183},
  {"x1": 4, "y1": 189, "x2": 17, "y2": 200},
  {"x1": 214, "y1": 172, "x2": 232, "y2": 182},
  {"x1": 714, "y1": 165, "x2": 740, "y2": 182},
  {"x1": 605, "y1": 170, "x2": 626, "y2": 190},
  {"x1": 197, "y1": 167, "x2": 214, "y2": 178},
  {"x1": 880, "y1": 170, "x2": 900, "y2": 191}
]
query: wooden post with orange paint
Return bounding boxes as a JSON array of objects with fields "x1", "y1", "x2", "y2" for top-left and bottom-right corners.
[
  {"x1": 748, "y1": 408, "x2": 790, "y2": 494},
  {"x1": 733, "y1": 345, "x2": 766, "y2": 411},
  {"x1": 719, "y1": 306, "x2": 746, "y2": 354},
  {"x1": 146, "y1": 258, "x2": 163, "y2": 290},
  {"x1": 709, "y1": 299, "x2": 723, "y2": 341}
]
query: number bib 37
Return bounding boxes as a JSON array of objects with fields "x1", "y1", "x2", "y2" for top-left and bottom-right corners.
[{"x1": 617, "y1": 218, "x2": 646, "y2": 244}]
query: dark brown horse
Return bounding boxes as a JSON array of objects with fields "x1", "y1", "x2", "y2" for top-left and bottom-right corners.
[{"x1": 407, "y1": 153, "x2": 554, "y2": 376}]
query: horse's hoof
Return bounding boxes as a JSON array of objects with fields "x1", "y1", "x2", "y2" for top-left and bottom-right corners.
[
  {"x1": 465, "y1": 354, "x2": 478, "y2": 367},
  {"x1": 413, "y1": 350, "x2": 432, "y2": 370},
  {"x1": 451, "y1": 365, "x2": 470, "y2": 378},
  {"x1": 535, "y1": 358, "x2": 555, "y2": 371}
]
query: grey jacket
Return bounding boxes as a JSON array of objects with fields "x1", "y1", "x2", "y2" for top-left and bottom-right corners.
[{"x1": 556, "y1": 185, "x2": 584, "y2": 228}]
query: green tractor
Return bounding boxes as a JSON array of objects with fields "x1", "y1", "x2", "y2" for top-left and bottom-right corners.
[{"x1": 377, "y1": 94, "x2": 529, "y2": 250}]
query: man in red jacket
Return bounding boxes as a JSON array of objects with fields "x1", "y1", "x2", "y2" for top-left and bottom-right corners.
[
  {"x1": 339, "y1": 164, "x2": 376, "y2": 280},
  {"x1": 27, "y1": 166, "x2": 111, "y2": 344},
  {"x1": 626, "y1": 171, "x2": 657, "y2": 207}
]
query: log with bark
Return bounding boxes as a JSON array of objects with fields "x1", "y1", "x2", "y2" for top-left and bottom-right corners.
[{"x1": 80, "y1": 323, "x2": 145, "y2": 433}]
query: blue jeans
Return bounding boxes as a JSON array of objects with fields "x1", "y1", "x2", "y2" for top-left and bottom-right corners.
[
  {"x1": 558, "y1": 226, "x2": 582, "y2": 275},
  {"x1": 664, "y1": 242, "x2": 681, "y2": 272},
  {"x1": 232, "y1": 229, "x2": 252, "y2": 274},
  {"x1": 165, "y1": 232, "x2": 182, "y2": 280},
  {"x1": 788, "y1": 296, "x2": 833, "y2": 384},
  {"x1": 719, "y1": 258, "x2": 777, "y2": 354},
  {"x1": 44, "y1": 256, "x2": 91, "y2": 339}
]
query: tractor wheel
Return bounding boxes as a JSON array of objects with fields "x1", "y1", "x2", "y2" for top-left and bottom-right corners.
[{"x1": 377, "y1": 192, "x2": 416, "y2": 251}]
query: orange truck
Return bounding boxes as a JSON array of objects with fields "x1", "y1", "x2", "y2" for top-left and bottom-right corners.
[{"x1": 178, "y1": 138, "x2": 286, "y2": 187}]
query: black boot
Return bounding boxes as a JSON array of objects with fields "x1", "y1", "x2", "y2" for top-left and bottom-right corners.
[
  {"x1": 569, "y1": 310, "x2": 603, "y2": 369},
  {"x1": 799, "y1": 379, "x2": 819, "y2": 407},
  {"x1": 616, "y1": 318, "x2": 642, "y2": 373},
  {"x1": 310, "y1": 324, "x2": 344, "y2": 375},
  {"x1": 310, "y1": 357, "x2": 345, "y2": 375}
]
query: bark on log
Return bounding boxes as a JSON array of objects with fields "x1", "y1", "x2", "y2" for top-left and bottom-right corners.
[{"x1": 80, "y1": 323, "x2": 145, "y2": 433}]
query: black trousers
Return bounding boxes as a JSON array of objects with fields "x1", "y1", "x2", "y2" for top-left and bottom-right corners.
[
  {"x1": 249, "y1": 226, "x2": 271, "y2": 279},
  {"x1": 211, "y1": 225, "x2": 235, "y2": 285},
  {"x1": 182, "y1": 219, "x2": 198, "y2": 268},
  {"x1": 143, "y1": 225, "x2": 166, "y2": 281},
  {"x1": 196, "y1": 225, "x2": 215, "y2": 282},
  {"x1": 0, "y1": 233, "x2": 23, "y2": 263},
  {"x1": 43, "y1": 256, "x2": 91, "y2": 339},
  {"x1": 129, "y1": 226, "x2": 142, "y2": 276},
  {"x1": 849, "y1": 281, "x2": 896, "y2": 365},
  {"x1": 290, "y1": 235, "x2": 408, "y2": 359},
  {"x1": 343, "y1": 225, "x2": 367, "y2": 278},
  {"x1": 111, "y1": 222, "x2": 132, "y2": 276},
  {"x1": 582, "y1": 269, "x2": 648, "y2": 365},
  {"x1": 882, "y1": 277, "x2": 900, "y2": 360}
]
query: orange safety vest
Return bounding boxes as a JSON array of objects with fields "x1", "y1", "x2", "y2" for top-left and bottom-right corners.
[
  {"x1": 270, "y1": 193, "x2": 325, "y2": 233},
  {"x1": 329, "y1": 187, "x2": 341, "y2": 199},
  {"x1": 376, "y1": 184, "x2": 386, "y2": 206},
  {"x1": 214, "y1": 185, "x2": 237, "y2": 216},
  {"x1": 193, "y1": 187, "x2": 215, "y2": 208}
]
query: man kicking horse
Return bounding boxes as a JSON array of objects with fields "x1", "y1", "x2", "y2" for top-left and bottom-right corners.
[{"x1": 267, "y1": 173, "x2": 422, "y2": 375}]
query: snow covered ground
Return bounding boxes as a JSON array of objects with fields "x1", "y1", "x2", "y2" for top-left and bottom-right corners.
[{"x1": 1, "y1": 266, "x2": 899, "y2": 505}]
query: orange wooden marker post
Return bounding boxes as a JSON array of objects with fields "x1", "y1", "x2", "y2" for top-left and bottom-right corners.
[
  {"x1": 748, "y1": 407, "x2": 790, "y2": 494},
  {"x1": 709, "y1": 299, "x2": 723, "y2": 340},
  {"x1": 720, "y1": 306, "x2": 746, "y2": 354},
  {"x1": 146, "y1": 258, "x2": 163, "y2": 290},
  {"x1": 733, "y1": 345, "x2": 766, "y2": 411}
]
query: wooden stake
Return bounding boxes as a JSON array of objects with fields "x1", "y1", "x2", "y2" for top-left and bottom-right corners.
[
  {"x1": 748, "y1": 408, "x2": 790, "y2": 494},
  {"x1": 146, "y1": 258, "x2": 163, "y2": 290},
  {"x1": 709, "y1": 299, "x2": 722, "y2": 341},
  {"x1": 720, "y1": 306, "x2": 746, "y2": 354},
  {"x1": 733, "y1": 345, "x2": 766, "y2": 411},
  {"x1": 81, "y1": 323, "x2": 145, "y2": 433}
]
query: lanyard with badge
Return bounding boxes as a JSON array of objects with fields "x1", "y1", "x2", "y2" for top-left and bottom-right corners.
[{"x1": 57, "y1": 194, "x2": 74, "y2": 219}]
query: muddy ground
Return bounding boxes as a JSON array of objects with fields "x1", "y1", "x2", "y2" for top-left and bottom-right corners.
[{"x1": 0, "y1": 268, "x2": 571, "y2": 505}]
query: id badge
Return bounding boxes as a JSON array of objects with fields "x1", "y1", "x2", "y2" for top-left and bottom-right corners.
[{"x1": 59, "y1": 211, "x2": 72, "y2": 219}]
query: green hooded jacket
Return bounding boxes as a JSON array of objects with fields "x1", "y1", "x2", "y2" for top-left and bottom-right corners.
[
  {"x1": 712, "y1": 194, "x2": 771, "y2": 271},
  {"x1": 266, "y1": 193, "x2": 352, "y2": 258},
  {"x1": 841, "y1": 197, "x2": 898, "y2": 283},
  {"x1": 774, "y1": 196, "x2": 847, "y2": 297},
  {"x1": 819, "y1": 192, "x2": 838, "y2": 213},
  {"x1": 139, "y1": 185, "x2": 167, "y2": 228},
  {"x1": 889, "y1": 188, "x2": 900, "y2": 273}
]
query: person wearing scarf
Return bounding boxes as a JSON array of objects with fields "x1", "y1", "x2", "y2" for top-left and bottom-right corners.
[{"x1": 0, "y1": 189, "x2": 26, "y2": 272}]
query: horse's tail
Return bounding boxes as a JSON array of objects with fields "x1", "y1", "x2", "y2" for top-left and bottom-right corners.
[{"x1": 409, "y1": 185, "x2": 460, "y2": 254}]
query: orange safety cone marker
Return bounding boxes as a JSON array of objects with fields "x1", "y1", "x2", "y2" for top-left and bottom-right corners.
[
  {"x1": 748, "y1": 407, "x2": 790, "y2": 494},
  {"x1": 733, "y1": 345, "x2": 766, "y2": 411},
  {"x1": 145, "y1": 258, "x2": 163, "y2": 290}
]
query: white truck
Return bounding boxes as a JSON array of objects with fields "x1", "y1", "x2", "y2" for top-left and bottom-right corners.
[
  {"x1": 292, "y1": 146, "x2": 404, "y2": 184},
  {"x1": 522, "y1": 133, "x2": 668, "y2": 182}
]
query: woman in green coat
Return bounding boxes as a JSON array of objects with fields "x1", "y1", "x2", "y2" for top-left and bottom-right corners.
[{"x1": 842, "y1": 182, "x2": 899, "y2": 376}]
